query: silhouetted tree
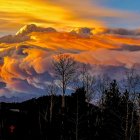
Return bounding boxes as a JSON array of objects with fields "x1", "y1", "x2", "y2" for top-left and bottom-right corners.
[
  {"x1": 80, "y1": 63, "x2": 97, "y2": 139},
  {"x1": 120, "y1": 90, "x2": 139, "y2": 140},
  {"x1": 125, "y1": 66, "x2": 140, "y2": 139},
  {"x1": 101, "y1": 80, "x2": 123, "y2": 140},
  {"x1": 0, "y1": 79, "x2": 139, "y2": 140},
  {"x1": 80, "y1": 63, "x2": 96, "y2": 102},
  {"x1": 53, "y1": 54, "x2": 76, "y2": 109},
  {"x1": 70, "y1": 88, "x2": 87, "y2": 140},
  {"x1": 46, "y1": 82, "x2": 57, "y2": 123}
]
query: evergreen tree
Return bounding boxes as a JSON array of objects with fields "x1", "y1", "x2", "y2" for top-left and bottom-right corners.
[{"x1": 101, "y1": 80, "x2": 123, "y2": 140}]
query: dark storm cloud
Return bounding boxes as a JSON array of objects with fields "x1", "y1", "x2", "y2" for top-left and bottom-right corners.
[
  {"x1": 111, "y1": 44, "x2": 140, "y2": 52},
  {"x1": 98, "y1": 28, "x2": 140, "y2": 36},
  {"x1": 0, "y1": 82, "x2": 6, "y2": 89}
]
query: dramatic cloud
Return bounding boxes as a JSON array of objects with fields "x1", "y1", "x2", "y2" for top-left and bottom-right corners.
[
  {"x1": 16, "y1": 24, "x2": 57, "y2": 36},
  {"x1": 0, "y1": 35, "x2": 29, "y2": 43},
  {"x1": 95, "y1": 28, "x2": 140, "y2": 35},
  {"x1": 0, "y1": 24, "x2": 140, "y2": 97},
  {"x1": 1, "y1": 0, "x2": 140, "y2": 35},
  {"x1": 111, "y1": 44, "x2": 140, "y2": 52},
  {"x1": 70, "y1": 27, "x2": 93, "y2": 38},
  {"x1": 0, "y1": 82, "x2": 6, "y2": 89},
  {"x1": 0, "y1": 24, "x2": 57, "y2": 43}
]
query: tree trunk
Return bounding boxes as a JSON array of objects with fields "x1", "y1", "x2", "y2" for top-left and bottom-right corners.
[
  {"x1": 61, "y1": 81, "x2": 65, "y2": 140},
  {"x1": 62, "y1": 94, "x2": 65, "y2": 109},
  {"x1": 38, "y1": 111, "x2": 43, "y2": 138},
  {"x1": 76, "y1": 95, "x2": 79, "y2": 140},
  {"x1": 129, "y1": 109, "x2": 134, "y2": 140},
  {"x1": 125, "y1": 101, "x2": 129, "y2": 140},
  {"x1": 62, "y1": 75, "x2": 65, "y2": 110},
  {"x1": 50, "y1": 95, "x2": 53, "y2": 122}
]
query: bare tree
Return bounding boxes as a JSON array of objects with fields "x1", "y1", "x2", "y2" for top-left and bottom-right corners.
[
  {"x1": 138, "y1": 94, "x2": 140, "y2": 140},
  {"x1": 53, "y1": 54, "x2": 76, "y2": 109},
  {"x1": 125, "y1": 66, "x2": 140, "y2": 95},
  {"x1": 124, "y1": 65, "x2": 140, "y2": 140},
  {"x1": 80, "y1": 63, "x2": 96, "y2": 102},
  {"x1": 80, "y1": 63, "x2": 97, "y2": 139},
  {"x1": 97, "y1": 74, "x2": 111, "y2": 107},
  {"x1": 38, "y1": 104, "x2": 49, "y2": 139},
  {"x1": 47, "y1": 82, "x2": 57, "y2": 123},
  {"x1": 68, "y1": 89, "x2": 86, "y2": 140}
]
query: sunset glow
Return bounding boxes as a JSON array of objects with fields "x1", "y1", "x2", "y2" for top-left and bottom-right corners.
[
  {"x1": 0, "y1": 2, "x2": 140, "y2": 139},
  {"x1": 0, "y1": 0, "x2": 140, "y2": 98}
]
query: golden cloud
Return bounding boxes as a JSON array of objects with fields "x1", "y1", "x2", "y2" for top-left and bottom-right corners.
[{"x1": 1, "y1": 0, "x2": 140, "y2": 35}]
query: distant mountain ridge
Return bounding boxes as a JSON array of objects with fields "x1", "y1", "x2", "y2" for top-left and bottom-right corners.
[{"x1": 0, "y1": 95, "x2": 39, "y2": 103}]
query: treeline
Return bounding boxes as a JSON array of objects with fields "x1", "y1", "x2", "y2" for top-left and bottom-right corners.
[
  {"x1": 0, "y1": 80, "x2": 139, "y2": 140},
  {"x1": 0, "y1": 54, "x2": 139, "y2": 140}
]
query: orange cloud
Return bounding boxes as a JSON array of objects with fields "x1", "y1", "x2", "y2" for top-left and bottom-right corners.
[
  {"x1": 0, "y1": 0, "x2": 103, "y2": 35},
  {"x1": 1, "y1": 0, "x2": 140, "y2": 36},
  {"x1": 0, "y1": 25, "x2": 140, "y2": 96}
]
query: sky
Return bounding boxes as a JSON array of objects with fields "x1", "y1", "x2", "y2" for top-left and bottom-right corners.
[
  {"x1": 0, "y1": 0, "x2": 140, "y2": 99},
  {"x1": 0, "y1": 0, "x2": 140, "y2": 36}
]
